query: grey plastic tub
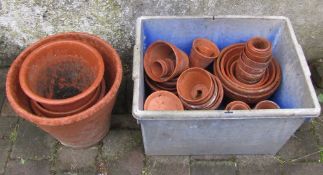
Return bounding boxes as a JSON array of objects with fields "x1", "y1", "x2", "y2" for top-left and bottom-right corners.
[{"x1": 132, "y1": 16, "x2": 321, "y2": 155}]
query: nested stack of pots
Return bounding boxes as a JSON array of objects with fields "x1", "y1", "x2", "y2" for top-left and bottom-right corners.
[
  {"x1": 144, "y1": 36, "x2": 282, "y2": 111},
  {"x1": 6, "y1": 32, "x2": 122, "y2": 148}
]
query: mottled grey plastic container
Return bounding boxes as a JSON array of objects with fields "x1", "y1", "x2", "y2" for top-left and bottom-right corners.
[{"x1": 132, "y1": 16, "x2": 321, "y2": 155}]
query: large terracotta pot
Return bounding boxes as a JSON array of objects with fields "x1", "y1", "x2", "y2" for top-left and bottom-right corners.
[
  {"x1": 19, "y1": 40, "x2": 104, "y2": 112},
  {"x1": 6, "y1": 32, "x2": 122, "y2": 148}
]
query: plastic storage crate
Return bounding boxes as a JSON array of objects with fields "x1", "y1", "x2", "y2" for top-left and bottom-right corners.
[{"x1": 132, "y1": 16, "x2": 321, "y2": 155}]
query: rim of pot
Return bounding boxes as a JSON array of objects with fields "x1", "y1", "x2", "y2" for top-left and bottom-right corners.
[
  {"x1": 6, "y1": 32, "x2": 122, "y2": 126},
  {"x1": 19, "y1": 40, "x2": 105, "y2": 106}
]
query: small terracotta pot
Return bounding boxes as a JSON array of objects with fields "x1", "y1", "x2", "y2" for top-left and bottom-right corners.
[
  {"x1": 225, "y1": 101, "x2": 250, "y2": 110},
  {"x1": 254, "y1": 100, "x2": 280, "y2": 109},
  {"x1": 6, "y1": 32, "x2": 122, "y2": 148},
  {"x1": 177, "y1": 68, "x2": 223, "y2": 110},
  {"x1": 245, "y1": 37, "x2": 272, "y2": 63},
  {"x1": 241, "y1": 49, "x2": 271, "y2": 69},
  {"x1": 237, "y1": 56, "x2": 266, "y2": 74},
  {"x1": 177, "y1": 68, "x2": 215, "y2": 105},
  {"x1": 190, "y1": 38, "x2": 220, "y2": 68},
  {"x1": 19, "y1": 40, "x2": 104, "y2": 112},
  {"x1": 235, "y1": 63, "x2": 264, "y2": 84},
  {"x1": 144, "y1": 90, "x2": 184, "y2": 111},
  {"x1": 144, "y1": 41, "x2": 189, "y2": 82},
  {"x1": 31, "y1": 79, "x2": 106, "y2": 118}
]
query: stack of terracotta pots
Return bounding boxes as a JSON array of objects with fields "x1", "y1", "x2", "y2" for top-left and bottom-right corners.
[
  {"x1": 144, "y1": 38, "x2": 224, "y2": 110},
  {"x1": 6, "y1": 32, "x2": 122, "y2": 148},
  {"x1": 144, "y1": 41, "x2": 189, "y2": 94},
  {"x1": 214, "y1": 37, "x2": 282, "y2": 104}
]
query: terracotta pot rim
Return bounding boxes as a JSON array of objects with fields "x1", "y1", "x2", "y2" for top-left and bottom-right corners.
[
  {"x1": 144, "y1": 90, "x2": 184, "y2": 111},
  {"x1": 19, "y1": 40, "x2": 105, "y2": 105},
  {"x1": 6, "y1": 32, "x2": 122, "y2": 126},
  {"x1": 192, "y1": 38, "x2": 220, "y2": 59},
  {"x1": 177, "y1": 67, "x2": 214, "y2": 103},
  {"x1": 254, "y1": 100, "x2": 280, "y2": 109},
  {"x1": 225, "y1": 101, "x2": 251, "y2": 110},
  {"x1": 31, "y1": 79, "x2": 106, "y2": 117},
  {"x1": 246, "y1": 37, "x2": 272, "y2": 54}
]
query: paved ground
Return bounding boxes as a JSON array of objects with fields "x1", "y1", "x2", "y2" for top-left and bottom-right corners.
[{"x1": 1, "y1": 68, "x2": 323, "y2": 175}]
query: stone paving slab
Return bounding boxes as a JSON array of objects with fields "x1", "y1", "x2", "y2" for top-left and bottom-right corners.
[
  {"x1": 236, "y1": 155, "x2": 283, "y2": 175},
  {"x1": 1, "y1": 98, "x2": 18, "y2": 118},
  {"x1": 277, "y1": 124, "x2": 320, "y2": 162},
  {"x1": 5, "y1": 159, "x2": 50, "y2": 175},
  {"x1": 10, "y1": 120, "x2": 56, "y2": 160},
  {"x1": 190, "y1": 160, "x2": 236, "y2": 175},
  {"x1": 0, "y1": 117, "x2": 18, "y2": 174},
  {"x1": 143, "y1": 156, "x2": 190, "y2": 175},
  {"x1": 55, "y1": 145, "x2": 98, "y2": 175},
  {"x1": 102, "y1": 130, "x2": 144, "y2": 175},
  {"x1": 281, "y1": 162, "x2": 323, "y2": 175}
]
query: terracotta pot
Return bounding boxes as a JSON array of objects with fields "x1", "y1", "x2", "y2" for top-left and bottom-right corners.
[
  {"x1": 214, "y1": 43, "x2": 281, "y2": 104},
  {"x1": 235, "y1": 63, "x2": 264, "y2": 84},
  {"x1": 144, "y1": 40, "x2": 189, "y2": 82},
  {"x1": 254, "y1": 100, "x2": 280, "y2": 109},
  {"x1": 190, "y1": 38, "x2": 220, "y2": 68},
  {"x1": 6, "y1": 32, "x2": 122, "y2": 148},
  {"x1": 177, "y1": 68, "x2": 223, "y2": 110},
  {"x1": 245, "y1": 37, "x2": 272, "y2": 63},
  {"x1": 177, "y1": 68, "x2": 215, "y2": 105},
  {"x1": 19, "y1": 40, "x2": 104, "y2": 112},
  {"x1": 145, "y1": 75, "x2": 177, "y2": 94},
  {"x1": 144, "y1": 90, "x2": 184, "y2": 111},
  {"x1": 225, "y1": 101, "x2": 251, "y2": 110},
  {"x1": 237, "y1": 56, "x2": 266, "y2": 74},
  {"x1": 241, "y1": 49, "x2": 271, "y2": 69},
  {"x1": 31, "y1": 79, "x2": 106, "y2": 118}
]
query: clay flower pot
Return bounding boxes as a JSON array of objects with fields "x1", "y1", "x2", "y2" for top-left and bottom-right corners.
[
  {"x1": 225, "y1": 101, "x2": 250, "y2": 110},
  {"x1": 177, "y1": 68, "x2": 223, "y2": 110},
  {"x1": 144, "y1": 40, "x2": 189, "y2": 82},
  {"x1": 19, "y1": 40, "x2": 104, "y2": 112},
  {"x1": 144, "y1": 90, "x2": 184, "y2": 111},
  {"x1": 31, "y1": 79, "x2": 106, "y2": 118},
  {"x1": 254, "y1": 100, "x2": 280, "y2": 109},
  {"x1": 190, "y1": 38, "x2": 220, "y2": 68},
  {"x1": 245, "y1": 37, "x2": 272, "y2": 63},
  {"x1": 214, "y1": 43, "x2": 281, "y2": 104},
  {"x1": 6, "y1": 32, "x2": 122, "y2": 148}
]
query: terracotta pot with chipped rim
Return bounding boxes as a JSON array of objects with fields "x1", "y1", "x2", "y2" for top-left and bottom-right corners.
[
  {"x1": 144, "y1": 40, "x2": 189, "y2": 83},
  {"x1": 19, "y1": 40, "x2": 104, "y2": 112},
  {"x1": 6, "y1": 32, "x2": 122, "y2": 148},
  {"x1": 190, "y1": 38, "x2": 220, "y2": 68},
  {"x1": 254, "y1": 100, "x2": 280, "y2": 109},
  {"x1": 31, "y1": 79, "x2": 106, "y2": 118},
  {"x1": 225, "y1": 101, "x2": 250, "y2": 110},
  {"x1": 144, "y1": 90, "x2": 184, "y2": 111}
]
